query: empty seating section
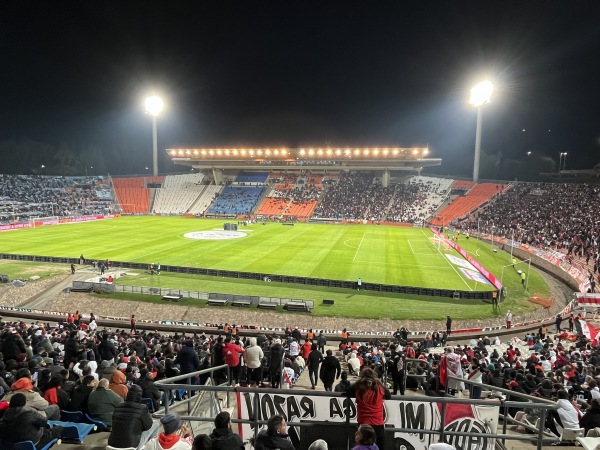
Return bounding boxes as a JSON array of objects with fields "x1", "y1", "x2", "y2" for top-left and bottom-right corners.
[
  {"x1": 234, "y1": 171, "x2": 269, "y2": 184},
  {"x1": 152, "y1": 173, "x2": 205, "y2": 214},
  {"x1": 206, "y1": 186, "x2": 266, "y2": 215},
  {"x1": 188, "y1": 185, "x2": 223, "y2": 215},
  {"x1": 431, "y1": 183, "x2": 505, "y2": 225},
  {"x1": 257, "y1": 196, "x2": 289, "y2": 215},
  {"x1": 113, "y1": 177, "x2": 163, "y2": 214},
  {"x1": 452, "y1": 180, "x2": 475, "y2": 189},
  {"x1": 386, "y1": 176, "x2": 453, "y2": 223}
]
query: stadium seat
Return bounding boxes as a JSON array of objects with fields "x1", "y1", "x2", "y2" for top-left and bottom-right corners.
[
  {"x1": 60, "y1": 410, "x2": 85, "y2": 422},
  {"x1": 1, "y1": 438, "x2": 59, "y2": 450},
  {"x1": 49, "y1": 420, "x2": 96, "y2": 443},
  {"x1": 85, "y1": 413, "x2": 110, "y2": 431},
  {"x1": 140, "y1": 397, "x2": 156, "y2": 412}
]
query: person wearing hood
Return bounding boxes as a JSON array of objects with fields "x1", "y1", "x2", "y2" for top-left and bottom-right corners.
[
  {"x1": 110, "y1": 368, "x2": 129, "y2": 400},
  {"x1": 254, "y1": 414, "x2": 295, "y2": 450},
  {"x1": 244, "y1": 337, "x2": 264, "y2": 386},
  {"x1": 3, "y1": 368, "x2": 59, "y2": 419},
  {"x1": 0, "y1": 393, "x2": 63, "y2": 450},
  {"x1": 209, "y1": 411, "x2": 244, "y2": 450},
  {"x1": 145, "y1": 413, "x2": 193, "y2": 450},
  {"x1": 87, "y1": 378, "x2": 123, "y2": 426},
  {"x1": 352, "y1": 424, "x2": 379, "y2": 450},
  {"x1": 108, "y1": 384, "x2": 157, "y2": 450}
]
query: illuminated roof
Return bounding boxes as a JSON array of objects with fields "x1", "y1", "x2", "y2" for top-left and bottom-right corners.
[{"x1": 166, "y1": 147, "x2": 430, "y2": 160}]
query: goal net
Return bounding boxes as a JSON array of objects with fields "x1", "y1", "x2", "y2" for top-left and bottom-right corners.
[
  {"x1": 29, "y1": 216, "x2": 60, "y2": 228},
  {"x1": 430, "y1": 235, "x2": 452, "y2": 252}
]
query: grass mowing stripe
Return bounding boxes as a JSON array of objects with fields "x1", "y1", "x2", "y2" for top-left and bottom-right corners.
[{"x1": 421, "y1": 229, "x2": 473, "y2": 291}]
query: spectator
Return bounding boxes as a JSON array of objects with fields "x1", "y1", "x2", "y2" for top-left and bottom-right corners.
[
  {"x1": 254, "y1": 414, "x2": 295, "y2": 450},
  {"x1": 69, "y1": 375, "x2": 97, "y2": 413},
  {"x1": 347, "y1": 368, "x2": 391, "y2": 450},
  {"x1": 580, "y1": 398, "x2": 600, "y2": 435},
  {"x1": 0, "y1": 393, "x2": 63, "y2": 450},
  {"x1": 209, "y1": 411, "x2": 244, "y2": 450},
  {"x1": 320, "y1": 349, "x2": 341, "y2": 391},
  {"x1": 108, "y1": 384, "x2": 156, "y2": 450},
  {"x1": 3, "y1": 368, "x2": 60, "y2": 419},
  {"x1": 145, "y1": 413, "x2": 193, "y2": 450},
  {"x1": 244, "y1": 337, "x2": 264, "y2": 387},
  {"x1": 308, "y1": 439, "x2": 328, "y2": 450},
  {"x1": 87, "y1": 378, "x2": 123, "y2": 427},
  {"x1": 137, "y1": 369, "x2": 162, "y2": 410},
  {"x1": 334, "y1": 371, "x2": 352, "y2": 393},
  {"x1": 352, "y1": 424, "x2": 379, "y2": 450}
]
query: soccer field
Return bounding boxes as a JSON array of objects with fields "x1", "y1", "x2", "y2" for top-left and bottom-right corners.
[{"x1": 0, "y1": 216, "x2": 495, "y2": 291}]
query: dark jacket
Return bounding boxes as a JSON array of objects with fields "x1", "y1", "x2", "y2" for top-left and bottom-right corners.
[
  {"x1": 108, "y1": 398, "x2": 153, "y2": 448},
  {"x1": 254, "y1": 430, "x2": 295, "y2": 450},
  {"x1": 87, "y1": 386, "x2": 124, "y2": 426},
  {"x1": 1, "y1": 332, "x2": 26, "y2": 361},
  {"x1": 98, "y1": 339, "x2": 117, "y2": 362},
  {"x1": 176, "y1": 345, "x2": 201, "y2": 374},
  {"x1": 0, "y1": 405, "x2": 46, "y2": 444},
  {"x1": 269, "y1": 344, "x2": 285, "y2": 372},
  {"x1": 320, "y1": 355, "x2": 341, "y2": 386},
  {"x1": 136, "y1": 376, "x2": 162, "y2": 409},
  {"x1": 70, "y1": 384, "x2": 95, "y2": 413},
  {"x1": 580, "y1": 408, "x2": 600, "y2": 434},
  {"x1": 210, "y1": 427, "x2": 244, "y2": 450}
]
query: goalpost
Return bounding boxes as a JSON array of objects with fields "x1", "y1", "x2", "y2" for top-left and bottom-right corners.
[
  {"x1": 430, "y1": 234, "x2": 451, "y2": 252},
  {"x1": 29, "y1": 216, "x2": 60, "y2": 228}
]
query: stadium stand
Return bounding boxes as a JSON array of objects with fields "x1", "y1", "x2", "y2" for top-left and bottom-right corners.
[
  {"x1": 112, "y1": 176, "x2": 164, "y2": 214},
  {"x1": 313, "y1": 172, "x2": 376, "y2": 220},
  {"x1": 234, "y1": 171, "x2": 269, "y2": 184},
  {"x1": 458, "y1": 182, "x2": 600, "y2": 271},
  {"x1": 385, "y1": 176, "x2": 453, "y2": 224},
  {"x1": 152, "y1": 173, "x2": 205, "y2": 214},
  {"x1": 0, "y1": 175, "x2": 116, "y2": 224},
  {"x1": 206, "y1": 185, "x2": 266, "y2": 215},
  {"x1": 187, "y1": 185, "x2": 223, "y2": 215},
  {"x1": 431, "y1": 182, "x2": 506, "y2": 225}
]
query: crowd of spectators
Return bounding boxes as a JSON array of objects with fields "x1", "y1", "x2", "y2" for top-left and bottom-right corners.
[
  {"x1": 458, "y1": 182, "x2": 600, "y2": 274},
  {"x1": 5, "y1": 310, "x2": 600, "y2": 447},
  {"x1": 314, "y1": 172, "x2": 379, "y2": 220},
  {"x1": 0, "y1": 175, "x2": 116, "y2": 224},
  {"x1": 207, "y1": 186, "x2": 266, "y2": 215}
]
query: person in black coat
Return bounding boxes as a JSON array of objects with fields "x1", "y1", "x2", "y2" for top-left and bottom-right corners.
[
  {"x1": 69, "y1": 375, "x2": 97, "y2": 413},
  {"x1": 306, "y1": 344, "x2": 323, "y2": 390},
  {"x1": 176, "y1": 340, "x2": 201, "y2": 383},
  {"x1": 319, "y1": 349, "x2": 341, "y2": 391},
  {"x1": 1, "y1": 330, "x2": 27, "y2": 361},
  {"x1": 98, "y1": 333, "x2": 117, "y2": 363},
  {"x1": 254, "y1": 414, "x2": 295, "y2": 450},
  {"x1": 136, "y1": 370, "x2": 162, "y2": 410},
  {"x1": 0, "y1": 393, "x2": 62, "y2": 450},
  {"x1": 107, "y1": 384, "x2": 154, "y2": 449},
  {"x1": 209, "y1": 411, "x2": 244, "y2": 450},
  {"x1": 580, "y1": 398, "x2": 600, "y2": 435},
  {"x1": 269, "y1": 340, "x2": 285, "y2": 388},
  {"x1": 63, "y1": 331, "x2": 82, "y2": 365}
]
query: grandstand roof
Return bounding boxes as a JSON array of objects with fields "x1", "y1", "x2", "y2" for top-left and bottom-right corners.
[{"x1": 166, "y1": 147, "x2": 442, "y2": 171}]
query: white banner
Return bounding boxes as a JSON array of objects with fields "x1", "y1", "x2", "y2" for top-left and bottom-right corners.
[{"x1": 237, "y1": 392, "x2": 498, "y2": 450}]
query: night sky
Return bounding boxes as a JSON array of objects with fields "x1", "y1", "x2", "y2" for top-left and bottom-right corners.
[{"x1": 1, "y1": 1, "x2": 599, "y2": 177}]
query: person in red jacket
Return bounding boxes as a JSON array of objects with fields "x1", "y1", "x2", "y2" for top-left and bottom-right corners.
[
  {"x1": 222, "y1": 337, "x2": 244, "y2": 385},
  {"x1": 347, "y1": 368, "x2": 391, "y2": 450},
  {"x1": 301, "y1": 339, "x2": 312, "y2": 360}
]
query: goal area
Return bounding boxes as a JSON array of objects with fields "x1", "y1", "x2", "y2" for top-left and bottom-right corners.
[{"x1": 29, "y1": 216, "x2": 60, "y2": 227}]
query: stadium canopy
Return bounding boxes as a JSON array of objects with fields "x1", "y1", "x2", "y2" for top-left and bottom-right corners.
[{"x1": 166, "y1": 147, "x2": 442, "y2": 172}]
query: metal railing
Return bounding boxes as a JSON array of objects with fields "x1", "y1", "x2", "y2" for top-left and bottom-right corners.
[
  {"x1": 447, "y1": 375, "x2": 558, "y2": 450},
  {"x1": 153, "y1": 370, "x2": 558, "y2": 450}
]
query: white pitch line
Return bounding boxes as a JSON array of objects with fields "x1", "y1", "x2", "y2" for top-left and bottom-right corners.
[
  {"x1": 407, "y1": 239, "x2": 415, "y2": 255},
  {"x1": 352, "y1": 232, "x2": 366, "y2": 262},
  {"x1": 421, "y1": 229, "x2": 473, "y2": 291}
]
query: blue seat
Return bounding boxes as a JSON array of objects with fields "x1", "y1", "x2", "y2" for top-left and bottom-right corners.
[
  {"x1": 84, "y1": 413, "x2": 110, "y2": 431},
  {"x1": 49, "y1": 420, "x2": 96, "y2": 443},
  {"x1": 140, "y1": 397, "x2": 156, "y2": 412},
  {"x1": 3, "y1": 438, "x2": 59, "y2": 450},
  {"x1": 60, "y1": 410, "x2": 85, "y2": 422}
]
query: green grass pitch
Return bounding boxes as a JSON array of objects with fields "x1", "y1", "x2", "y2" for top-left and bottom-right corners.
[{"x1": 0, "y1": 216, "x2": 550, "y2": 320}]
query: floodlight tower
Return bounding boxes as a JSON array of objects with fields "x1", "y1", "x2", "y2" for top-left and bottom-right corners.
[
  {"x1": 144, "y1": 95, "x2": 164, "y2": 177},
  {"x1": 470, "y1": 81, "x2": 493, "y2": 183}
]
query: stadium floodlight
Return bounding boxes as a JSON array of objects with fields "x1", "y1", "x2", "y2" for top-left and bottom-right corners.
[
  {"x1": 470, "y1": 80, "x2": 493, "y2": 183},
  {"x1": 144, "y1": 95, "x2": 164, "y2": 177}
]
